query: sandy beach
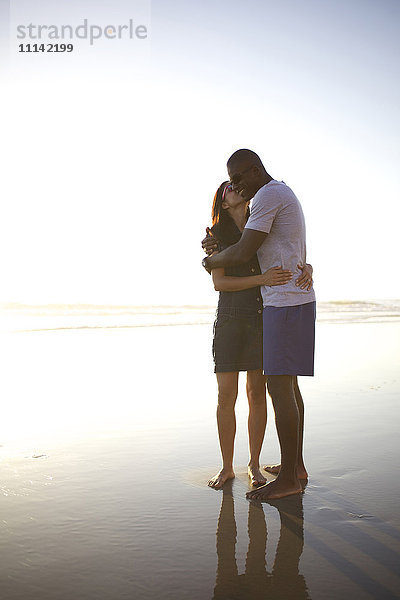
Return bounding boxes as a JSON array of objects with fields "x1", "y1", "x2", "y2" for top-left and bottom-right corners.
[{"x1": 0, "y1": 302, "x2": 399, "y2": 599}]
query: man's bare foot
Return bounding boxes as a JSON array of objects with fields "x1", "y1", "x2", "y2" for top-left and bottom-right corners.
[
  {"x1": 208, "y1": 468, "x2": 235, "y2": 489},
  {"x1": 246, "y1": 477, "x2": 302, "y2": 501},
  {"x1": 248, "y1": 465, "x2": 267, "y2": 487},
  {"x1": 263, "y1": 464, "x2": 308, "y2": 480}
]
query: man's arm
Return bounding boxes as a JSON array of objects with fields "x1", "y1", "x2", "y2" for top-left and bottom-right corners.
[{"x1": 203, "y1": 228, "x2": 267, "y2": 272}]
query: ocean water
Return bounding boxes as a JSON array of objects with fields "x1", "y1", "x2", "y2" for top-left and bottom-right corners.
[
  {"x1": 0, "y1": 301, "x2": 399, "y2": 599},
  {"x1": 1, "y1": 299, "x2": 400, "y2": 332}
]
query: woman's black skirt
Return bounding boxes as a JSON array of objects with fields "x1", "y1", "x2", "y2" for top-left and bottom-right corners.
[{"x1": 212, "y1": 307, "x2": 263, "y2": 373}]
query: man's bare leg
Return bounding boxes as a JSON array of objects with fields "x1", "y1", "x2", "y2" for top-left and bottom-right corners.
[
  {"x1": 208, "y1": 372, "x2": 238, "y2": 489},
  {"x1": 264, "y1": 377, "x2": 308, "y2": 479},
  {"x1": 247, "y1": 375, "x2": 302, "y2": 500},
  {"x1": 246, "y1": 369, "x2": 267, "y2": 486}
]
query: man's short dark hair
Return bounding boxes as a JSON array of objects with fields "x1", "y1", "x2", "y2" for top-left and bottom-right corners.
[{"x1": 227, "y1": 149, "x2": 264, "y2": 170}]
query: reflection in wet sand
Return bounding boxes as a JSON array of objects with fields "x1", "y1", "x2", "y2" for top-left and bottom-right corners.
[
  {"x1": 213, "y1": 482, "x2": 310, "y2": 599},
  {"x1": 0, "y1": 314, "x2": 399, "y2": 598}
]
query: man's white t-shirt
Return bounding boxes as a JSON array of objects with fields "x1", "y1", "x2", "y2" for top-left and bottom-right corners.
[{"x1": 245, "y1": 180, "x2": 316, "y2": 307}]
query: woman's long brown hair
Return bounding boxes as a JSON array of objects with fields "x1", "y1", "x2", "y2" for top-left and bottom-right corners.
[{"x1": 210, "y1": 181, "x2": 249, "y2": 247}]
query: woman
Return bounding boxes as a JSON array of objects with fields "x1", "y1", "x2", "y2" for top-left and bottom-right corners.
[{"x1": 206, "y1": 181, "x2": 312, "y2": 489}]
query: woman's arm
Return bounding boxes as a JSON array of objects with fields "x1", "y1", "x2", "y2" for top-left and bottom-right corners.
[{"x1": 212, "y1": 267, "x2": 293, "y2": 292}]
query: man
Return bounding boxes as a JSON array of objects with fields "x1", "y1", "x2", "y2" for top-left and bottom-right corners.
[{"x1": 202, "y1": 149, "x2": 316, "y2": 500}]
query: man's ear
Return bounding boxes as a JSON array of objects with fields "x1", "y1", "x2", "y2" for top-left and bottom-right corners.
[{"x1": 221, "y1": 201, "x2": 228, "y2": 209}]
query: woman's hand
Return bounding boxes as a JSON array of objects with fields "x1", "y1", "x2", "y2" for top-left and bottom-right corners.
[
  {"x1": 295, "y1": 263, "x2": 313, "y2": 290},
  {"x1": 259, "y1": 266, "x2": 293, "y2": 286}
]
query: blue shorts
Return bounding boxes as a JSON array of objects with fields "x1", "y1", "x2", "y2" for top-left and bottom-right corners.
[{"x1": 262, "y1": 301, "x2": 316, "y2": 376}]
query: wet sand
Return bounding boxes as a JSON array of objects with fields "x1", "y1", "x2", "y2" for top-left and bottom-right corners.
[{"x1": 0, "y1": 307, "x2": 399, "y2": 599}]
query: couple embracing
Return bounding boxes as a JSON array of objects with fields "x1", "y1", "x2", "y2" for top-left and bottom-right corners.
[{"x1": 202, "y1": 149, "x2": 316, "y2": 501}]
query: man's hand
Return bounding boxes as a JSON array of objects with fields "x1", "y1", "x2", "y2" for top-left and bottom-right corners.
[
  {"x1": 295, "y1": 263, "x2": 313, "y2": 290},
  {"x1": 201, "y1": 227, "x2": 220, "y2": 255}
]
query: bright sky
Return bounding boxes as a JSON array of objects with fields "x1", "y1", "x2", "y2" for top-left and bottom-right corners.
[{"x1": 1, "y1": 0, "x2": 399, "y2": 305}]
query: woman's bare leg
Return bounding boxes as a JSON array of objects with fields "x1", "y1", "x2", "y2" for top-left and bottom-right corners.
[
  {"x1": 246, "y1": 369, "x2": 267, "y2": 486},
  {"x1": 208, "y1": 372, "x2": 239, "y2": 489},
  {"x1": 263, "y1": 376, "x2": 308, "y2": 479}
]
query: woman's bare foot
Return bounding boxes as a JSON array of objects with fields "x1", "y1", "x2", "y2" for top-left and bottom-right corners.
[
  {"x1": 208, "y1": 468, "x2": 235, "y2": 489},
  {"x1": 248, "y1": 464, "x2": 267, "y2": 487},
  {"x1": 263, "y1": 464, "x2": 308, "y2": 480},
  {"x1": 246, "y1": 477, "x2": 302, "y2": 501}
]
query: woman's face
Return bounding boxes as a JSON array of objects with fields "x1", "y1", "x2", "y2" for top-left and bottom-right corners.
[{"x1": 222, "y1": 184, "x2": 247, "y2": 210}]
